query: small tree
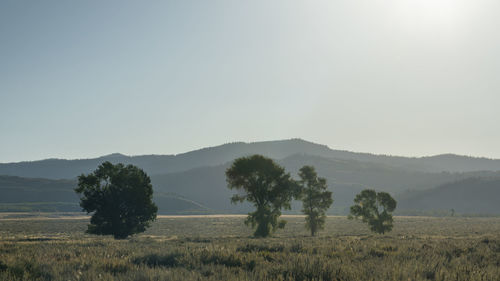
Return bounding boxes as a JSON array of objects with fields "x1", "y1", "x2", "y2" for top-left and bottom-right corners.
[
  {"x1": 348, "y1": 189, "x2": 396, "y2": 234},
  {"x1": 226, "y1": 155, "x2": 298, "y2": 237},
  {"x1": 298, "y1": 166, "x2": 333, "y2": 236},
  {"x1": 75, "y1": 161, "x2": 158, "y2": 239}
]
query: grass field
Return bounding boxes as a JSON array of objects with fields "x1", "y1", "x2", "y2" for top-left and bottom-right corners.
[{"x1": 1, "y1": 215, "x2": 500, "y2": 280}]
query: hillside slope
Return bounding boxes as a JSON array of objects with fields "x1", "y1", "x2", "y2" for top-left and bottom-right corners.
[
  {"x1": 2, "y1": 139, "x2": 500, "y2": 215},
  {"x1": 2, "y1": 139, "x2": 500, "y2": 179},
  {"x1": 151, "y1": 154, "x2": 500, "y2": 214},
  {"x1": 0, "y1": 175, "x2": 78, "y2": 204},
  {"x1": 0, "y1": 139, "x2": 331, "y2": 179},
  {"x1": 0, "y1": 176, "x2": 209, "y2": 214},
  {"x1": 398, "y1": 178, "x2": 500, "y2": 215},
  {"x1": 2, "y1": 155, "x2": 500, "y2": 214}
]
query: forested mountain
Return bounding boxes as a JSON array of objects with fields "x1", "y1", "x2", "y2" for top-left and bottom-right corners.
[
  {"x1": 2, "y1": 139, "x2": 500, "y2": 180},
  {"x1": 151, "y1": 154, "x2": 500, "y2": 214},
  {"x1": 0, "y1": 176, "x2": 209, "y2": 214},
  {"x1": 397, "y1": 178, "x2": 500, "y2": 215},
  {"x1": 0, "y1": 175, "x2": 79, "y2": 212},
  {"x1": 1, "y1": 139, "x2": 500, "y2": 214},
  {"x1": 0, "y1": 139, "x2": 332, "y2": 179}
]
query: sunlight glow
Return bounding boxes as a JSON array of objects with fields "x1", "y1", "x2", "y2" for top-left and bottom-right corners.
[{"x1": 392, "y1": 0, "x2": 469, "y2": 32}]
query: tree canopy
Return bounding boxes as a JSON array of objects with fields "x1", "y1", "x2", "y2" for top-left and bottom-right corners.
[
  {"x1": 75, "y1": 161, "x2": 158, "y2": 239},
  {"x1": 298, "y1": 166, "x2": 333, "y2": 236},
  {"x1": 226, "y1": 155, "x2": 299, "y2": 237},
  {"x1": 348, "y1": 189, "x2": 396, "y2": 234}
]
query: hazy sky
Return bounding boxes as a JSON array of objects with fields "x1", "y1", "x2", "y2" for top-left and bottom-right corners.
[{"x1": 1, "y1": 0, "x2": 499, "y2": 163}]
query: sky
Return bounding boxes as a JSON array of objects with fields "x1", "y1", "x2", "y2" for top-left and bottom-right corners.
[{"x1": 1, "y1": 0, "x2": 499, "y2": 163}]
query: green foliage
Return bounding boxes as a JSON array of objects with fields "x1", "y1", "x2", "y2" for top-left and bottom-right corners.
[
  {"x1": 75, "y1": 161, "x2": 157, "y2": 239},
  {"x1": 298, "y1": 166, "x2": 333, "y2": 236},
  {"x1": 349, "y1": 189, "x2": 397, "y2": 234},
  {"x1": 226, "y1": 155, "x2": 299, "y2": 237}
]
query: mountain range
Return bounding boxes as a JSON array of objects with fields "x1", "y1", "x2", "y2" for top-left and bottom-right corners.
[{"x1": 1, "y1": 139, "x2": 499, "y2": 215}]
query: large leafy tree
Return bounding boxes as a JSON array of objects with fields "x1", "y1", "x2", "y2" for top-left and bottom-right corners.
[
  {"x1": 226, "y1": 155, "x2": 298, "y2": 237},
  {"x1": 75, "y1": 161, "x2": 158, "y2": 239},
  {"x1": 348, "y1": 189, "x2": 397, "y2": 234},
  {"x1": 298, "y1": 166, "x2": 333, "y2": 236}
]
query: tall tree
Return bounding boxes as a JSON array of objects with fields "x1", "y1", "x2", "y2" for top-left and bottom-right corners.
[
  {"x1": 226, "y1": 155, "x2": 298, "y2": 237},
  {"x1": 75, "y1": 161, "x2": 158, "y2": 239},
  {"x1": 348, "y1": 189, "x2": 397, "y2": 234},
  {"x1": 298, "y1": 166, "x2": 333, "y2": 236}
]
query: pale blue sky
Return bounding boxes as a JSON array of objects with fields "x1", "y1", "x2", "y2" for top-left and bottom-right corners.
[{"x1": 1, "y1": 0, "x2": 499, "y2": 162}]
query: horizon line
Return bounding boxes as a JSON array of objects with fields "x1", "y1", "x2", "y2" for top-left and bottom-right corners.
[{"x1": 1, "y1": 138, "x2": 498, "y2": 164}]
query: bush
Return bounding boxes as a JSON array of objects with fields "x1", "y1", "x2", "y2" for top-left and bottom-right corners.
[
  {"x1": 133, "y1": 253, "x2": 183, "y2": 268},
  {"x1": 0, "y1": 261, "x2": 6, "y2": 272}
]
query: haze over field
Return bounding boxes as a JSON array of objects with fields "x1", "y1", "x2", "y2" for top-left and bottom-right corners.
[
  {"x1": 1, "y1": 1, "x2": 499, "y2": 215},
  {"x1": 1, "y1": 0, "x2": 500, "y2": 163},
  {"x1": 3, "y1": 2, "x2": 500, "y2": 280}
]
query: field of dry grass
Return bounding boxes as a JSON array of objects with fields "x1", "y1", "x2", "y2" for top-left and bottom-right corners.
[{"x1": 1, "y1": 215, "x2": 500, "y2": 280}]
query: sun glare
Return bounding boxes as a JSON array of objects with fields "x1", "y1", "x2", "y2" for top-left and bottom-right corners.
[{"x1": 393, "y1": 0, "x2": 468, "y2": 32}]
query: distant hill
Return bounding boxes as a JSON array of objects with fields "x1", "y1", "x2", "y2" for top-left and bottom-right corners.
[
  {"x1": 0, "y1": 175, "x2": 210, "y2": 214},
  {"x1": 150, "y1": 154, "x2": 500, "y2": 214},
  {"x1": 2, "y1": 139, "x2": 500, "y2": 215},
  {"x1": 0, "y1": 175, "x2": 78, "y2": 204},
  {"x1": 397, "y1": 178, "x2": 500, "y2": 215},
  {"x1": 1, "y1": 139, "x2": 500, "y2": 180},
  {"x1": 0, "y1": 139, "x2": 332, "y2": 179}
]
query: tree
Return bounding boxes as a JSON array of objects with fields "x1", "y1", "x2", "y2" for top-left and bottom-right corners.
[
  {"x1": 75, "y1": 161, "x2": 158, "y2": 239},
  {"x1": 298, "y1": 166, "x2": 333, "y2": 236},
  {"x1": 226, "y1": 155, "x2": 298, "y2": 237},
  {"x1": 348, "y1": 189, "x2": 396, "y2": 234}
]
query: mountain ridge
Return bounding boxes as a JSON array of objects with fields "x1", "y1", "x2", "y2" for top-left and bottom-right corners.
[
  {"x1": 2, "y1": 150, "x2": 500, "y2": 214},
  {"x1": 2, "y1": 139, "x2": 500, "y2": 180},
  {"x1": 4, "y1": 139, "x2": 499, "y2": 164},
  {"x1": 397, "y1": 177, "x2": 500, "y2": 215}
]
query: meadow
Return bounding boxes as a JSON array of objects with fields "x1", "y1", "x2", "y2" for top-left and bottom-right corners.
[{"x1": 1, "y1": 215, "x2": 500, "y2": 281}]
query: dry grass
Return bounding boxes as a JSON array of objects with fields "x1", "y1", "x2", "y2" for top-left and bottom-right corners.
[{"x1": 1, "y1": 216, "x2": 500, "y2": 280}]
